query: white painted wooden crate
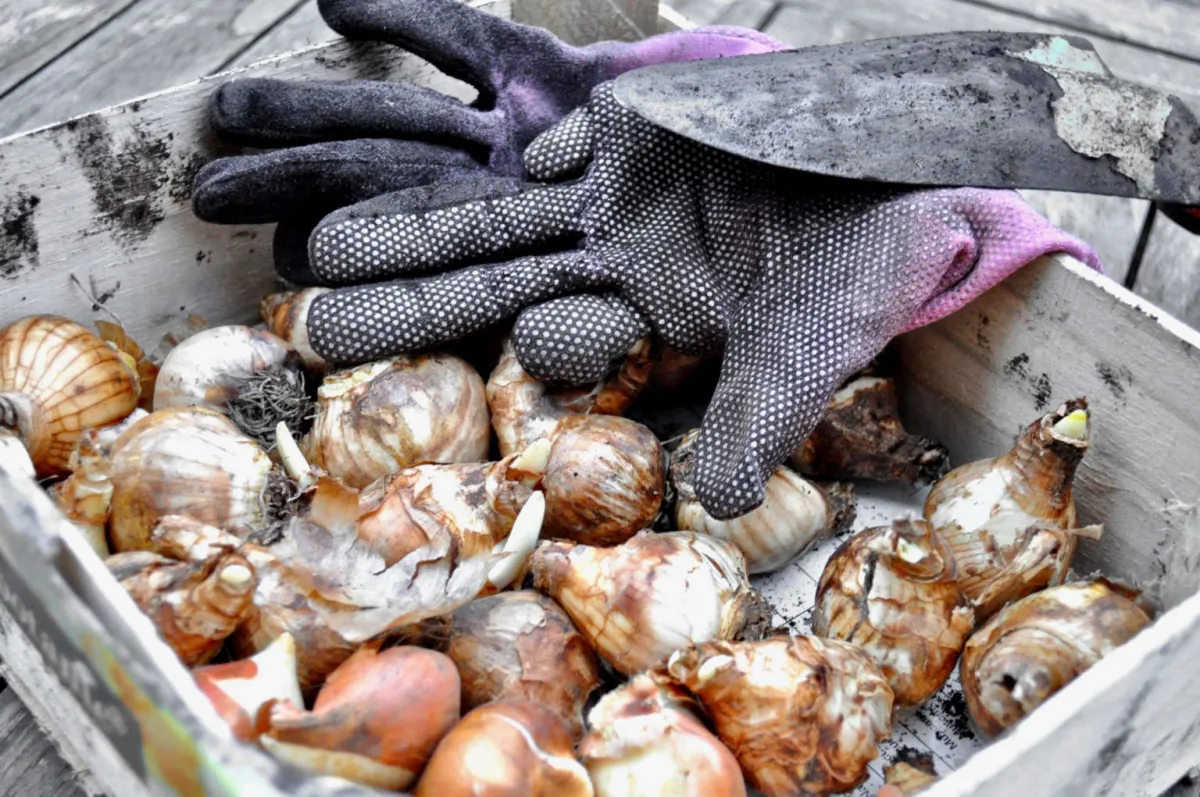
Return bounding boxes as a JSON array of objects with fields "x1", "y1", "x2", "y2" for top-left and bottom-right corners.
[{"x1": 3, "y1": 1, "x2": 1200, "y2": 796}]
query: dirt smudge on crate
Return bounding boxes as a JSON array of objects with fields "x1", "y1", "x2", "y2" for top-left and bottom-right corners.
[
  {"x1": 975, "y1": 314, "x2": 991, "y2": 352},
  {"x1": 0, "y1": 192, "x2": 41, "y2": 279},
  {"x1": 1003, "y1": 353, "x2": 1053, "y2": 411},
  {"x1": 169, "y1": 150, "x2": 210, "y2": 205},
  {"x1": 67, "y1": 116, "x2": 171, "y2": 247},
  {"x1": 1096, "y1": 362, "x2": 1132, "y2": 404}
]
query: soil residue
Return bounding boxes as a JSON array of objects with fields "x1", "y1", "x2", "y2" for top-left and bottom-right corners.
[
  {"x1": 0, "y1": 192, "x2": 40, "y2": 279},
  {"x1": 67, "y1": 116, "x2": 172, "y2": 247}
]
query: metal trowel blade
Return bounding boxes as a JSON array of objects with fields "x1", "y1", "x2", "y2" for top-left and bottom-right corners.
[{"x1": 611, "y1": 31, "x2": 1200, "y2": 206}]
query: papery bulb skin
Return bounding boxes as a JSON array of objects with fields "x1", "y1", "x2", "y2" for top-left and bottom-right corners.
[
  {"x1": 791, "y1": 375, "x2": 950, "y2": 485},
  {"x1": 923, "y1": 398, "x2": 1092, "y2": 615},
  {"x1": 355, "y1": 444, "x2": 547, "y2": 567},
  {"x1": 52, "y1": 427, "x2": 116, "y2": 558},
  {"x1": 541, "y1": 414, "x2": 664, "y2": 547},
  {"x1": 107, "y1": 407, "x2": 286, "y2": 552},
  {"x1": 0, "y1": 315, "x2": 140, "y2": 477},
  {"x1": 960, "y1": 579, "x2": 1151, "y2": 739},
  {"x1": 301, "y1": 353, "x2": 490, "y2": 490},
  {"x1": 261, "y1": 288, "x2": 331, "y2": 372},
  {"x1": 264, "y1": 644, "x2": 462, "y2": 791},
  {"x1": 486, "y1": 336, "x2": 652, "y2": 458},
  {"x1": 193, "y1": 632, "x2": 305, "y2": 741},
  {"x1": 149, "y1": 516, "x2": 359, "y2": 697},
  {"x1": 880, "y1": 756, "x2": 940, "y2": 796},
  {"x1": 579, "y1": 673, "x2": 746, "y2": 797},
  {"x1": 414, "y1": 699, "x2": 594, "y2": 797},
  {"x1": 672, "y1": 429, "x2": 855, "y2": 574},
  {"x1": 397, "y1": 590, "x2": 601, "y2": 740},
  {"x1": 812, "y1": 519, "x2": 975, "y2": 708},
  {"x1": 529, "y1": 531, "x2": 770, "y2": 676},
  {"x1": 153, "y1": 325, "x2": 296, "y2": 411},
  {"x1": 651, "y1": 637, "x2": 894, "y2": 797},
  {"x1": 107, "y1": 548, "x2": 257, "y2": 667}
]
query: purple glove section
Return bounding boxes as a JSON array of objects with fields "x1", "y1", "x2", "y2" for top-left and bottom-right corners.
[{"x1": 897, "y1": 189, "x2": 1104, "y2": 332}]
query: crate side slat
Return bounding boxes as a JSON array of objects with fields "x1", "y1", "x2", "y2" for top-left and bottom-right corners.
[{"x1": 0, "y1": 0, "x2": 135, "y2": 98}]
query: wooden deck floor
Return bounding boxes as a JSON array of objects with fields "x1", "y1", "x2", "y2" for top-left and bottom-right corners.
[{"x1": 4, "y1": 0, "x2": 1200, "y2": 794}]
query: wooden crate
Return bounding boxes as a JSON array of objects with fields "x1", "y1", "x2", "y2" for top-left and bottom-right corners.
[{"x1": 3, "y1": 1, "x2": 1200, "y2": 795}]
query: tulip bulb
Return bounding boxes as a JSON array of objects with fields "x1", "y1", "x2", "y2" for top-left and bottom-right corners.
[
  {"x1": 150, "y1": 516, "x2": 359, "y2": 696},
  {"x1": 487, "y1": 338, "x2": 664, "y2": 546},
  {"x1": 414, "y1": 699, "x2": 594, "y2": 797},
  {"x1": 812, "y1": 519, "x2": 975, "y2": 708},
  {"x1": 960, "y1": 579, "x2": 1151, "y2": 739},
  {"x1": 924, "y1": 398, "x2": 1093, "y2": 617},
  {"x1": 193, "y1": 632, "x2": 304, "y2": 741},
  {"x1": 263, "y1": 643, "x2": 462, "y2": 791},
  {"x1": 672, "y1": 429, "x2": 855, "y2": 574},
  {"x1": 0, "y1": 315, "x2": 141, "y2": 477},
  {"x1": 107, "y1": 548, "x2": 257, "y2": 667},
  {"x1": 529, "y1": 531, "x2": 771, "y2": 676},
  {"x1": 487, "y1": 336, "x2": 653, "y2": 458},
  {"x1": 396, "y1": 590, "x2": 602, "y2": 740},
  {"x1": 107, "y1": 407, "x2": 290, "y2": 552},
  {"x1": 579, "y1": 673, "x2": 745, "y2": 797},
  {"x1": 261, "y1": 288, "x2": 330, "y2": 372},
  {"x1": 651, "y1": 636, "x2": 894, "y2": 797},
  {"x1": 153, "y1": 325, "x2": 311, "y2": 447},
  {"x1": 300, "y1": 353, "x2": 490, "y2": 489},
  {"x1": 791, "y1": 375, "x2": 950, "y2": 485}
]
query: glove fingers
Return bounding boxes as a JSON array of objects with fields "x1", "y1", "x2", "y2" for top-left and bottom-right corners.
[
  {"x1": 512, "y1": 294, "x2": 650, "y2": 386},
  {"x1": 305, "y1": 250, "x2": 602, "y2": 365},
  {"x1": 273, "y1": 216, "x2": 325, "y2": 285},
  {"x1": 318, "y1": 0, "x2": 568, "y2": 95},
  {"x1": 191, "y1": 139, "x2": 488, "y2": 224},
  {"x1": 207, "y1": 78, "x2": 499, "y2": 150},
  {"x1": 309, "y1": 180, "x2": 588, "y2": 285},
  {"x1": 691, "y1": 301, "x2": 873, "y2": 520},
  {"x1": 524, "y1": 105, "x2": 597, "y2": 182}
]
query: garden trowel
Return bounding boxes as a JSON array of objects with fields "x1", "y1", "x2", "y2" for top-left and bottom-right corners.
[{"x1": 611, "y1": 30, "x2": 1200, "y2": 234}]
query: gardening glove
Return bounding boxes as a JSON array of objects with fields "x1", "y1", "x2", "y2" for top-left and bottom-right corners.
[
  {"x1": 294, "y1": 81, "x2": 1104, "y2": 520},
  {"x1": 189, "y1": 0, "x2": 786, "y2": 282}
]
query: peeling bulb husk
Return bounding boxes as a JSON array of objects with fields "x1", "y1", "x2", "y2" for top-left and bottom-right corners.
[
  {"x1": 813, "y1": 519, "x2": 974, "y2": 708},
  {"x1": 580, "y1": 673, "x2": 746, "y2": 797},
  {"x1": 193, "y1": 632, "x2": 304, "y2": 741},
  {"x1": 960, "y1": 579, "x2": 1151, "y2": 739},
  {"x1": 261, "y1": 288, "x2": 331, "y2": 372},
  {"x1": 790, "y1": 375, "x2": 950, "y2": 485},
  {"x1": 924, "y1": 397, "x2": 1092, "y2": 618},
  {"x1": 673, "y1": 429, "x2": 855, "y2": 573},
  {"x1": 529, "y1": 531, "x2": 768, "y2": 676},
  {"x1": 394, "y1": 590, "x2": 602, "y2": 740},
  {"x1": 651, "y1": 636, "x2": 894, "y2": 797},
  {"x1": 300, "y1": 353, "x2": 490, "y2": 490}
]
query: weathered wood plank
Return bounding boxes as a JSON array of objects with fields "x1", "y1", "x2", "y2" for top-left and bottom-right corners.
[
  {"x1": 665, "y1": 0, "x2": 775, "y2": 26},
  {"x1": 969, "y1": 0, "x2": 1200, "y2": 65},
  {"x1": 0, "y1": 689, "x2": 86, "y2": 797},
  {"x1": 0, "y1": 0, "x2": 135, "y2": 98},
  {"x1": 224, "y1": 0, "x2": 337, "y2": 70},
  {"x1": 1127, "y1": 211, "x2": 1200, "y2": 329},
  {"x1": 512, "y1": 0, "x2": 660, "y2": 44},
  {"x1": 0, "y1": 0, "x2": 308, "y2": 139},
  {"x1": 761, "y1": 0, "x2": 1200, "y2": 286}
]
